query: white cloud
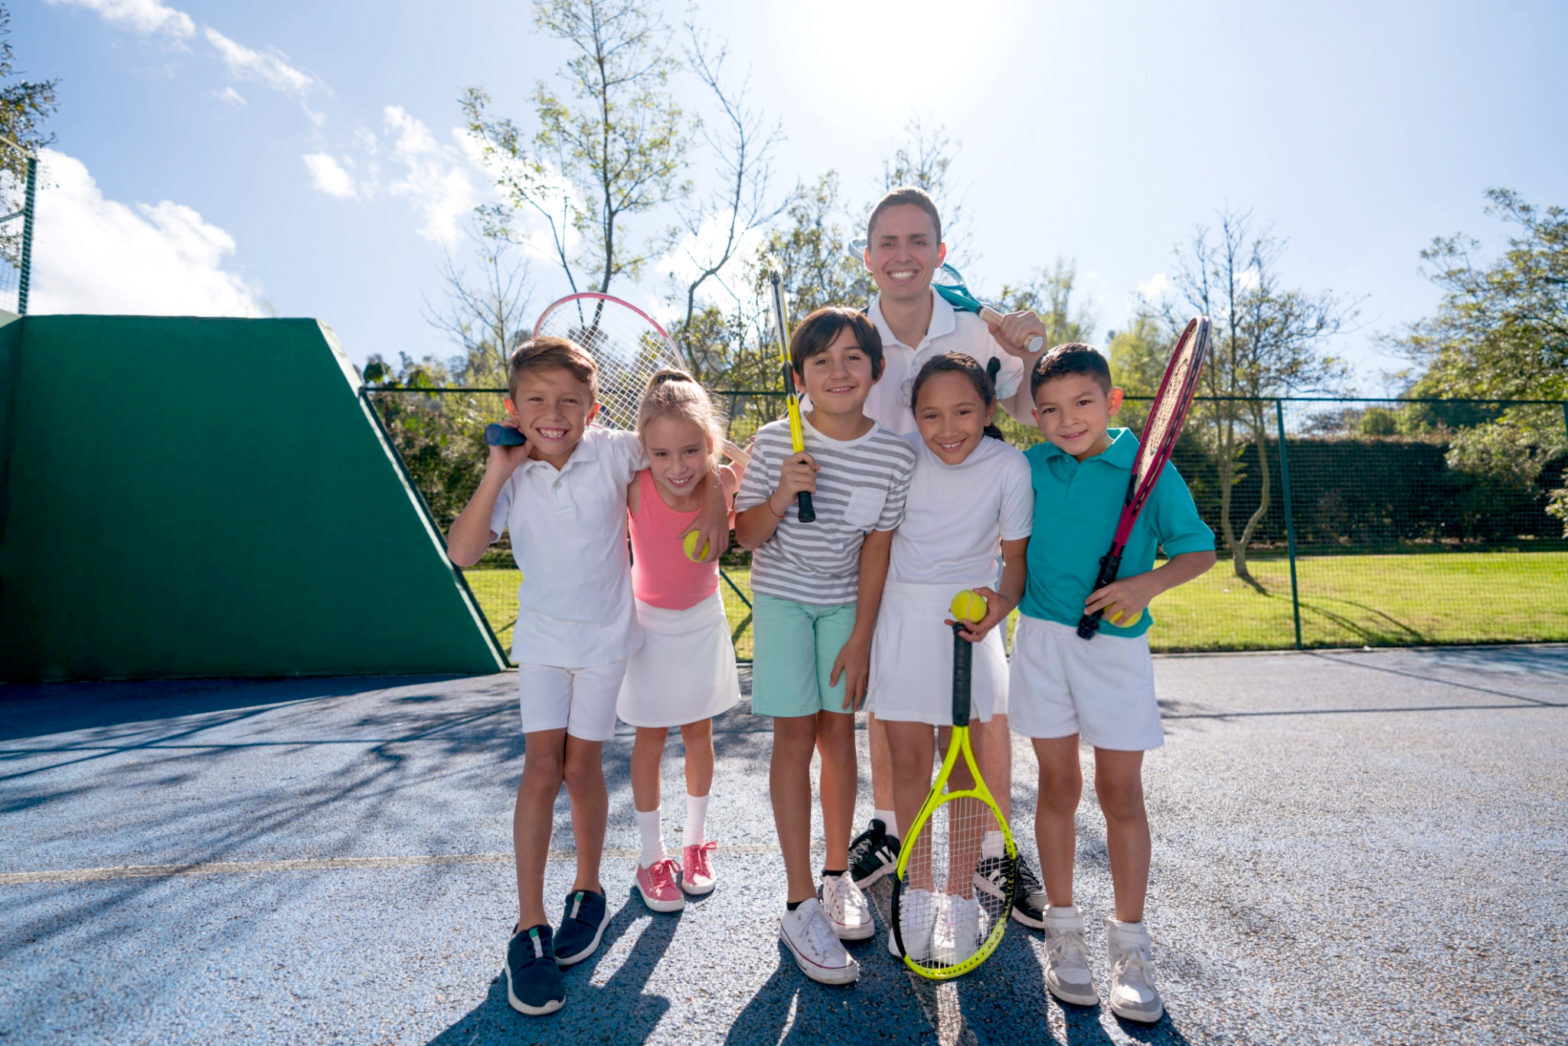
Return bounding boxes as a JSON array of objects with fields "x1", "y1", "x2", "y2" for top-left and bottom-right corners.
[
  {"x1": 46, "y1": 0, "x2": 195, "y2": 39},
  {"x1": 28, "y1": 149, "x2": 264, "y2": 317},
  {"x1": 1136, "y1": 272, "x2": 1172, "y2": 300},
  {"x1": 303, "y1": 153, "x2": 356, "y2": 199},
  {"x1": 203, "y1": 27, "x2": 316, "y2": 99},
  {"x1": 214, "y1": 85, "x2": 246, "y2": 108},
  {"x1": 381, "y1": 107, "x2": 478, "y2": 246},
  {"x1": 657, "y1": 211, "x2": 767, "y2": 311}
]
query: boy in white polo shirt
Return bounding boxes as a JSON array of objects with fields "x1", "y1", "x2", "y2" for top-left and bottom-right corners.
[
  {"x1": 848, "y1": 186, "x2": 1053, "y2": 931},
  {"x1": 1012, "y1": 343, "x2": 1215, "y2": 1022},
  {"x1": 446, "y1": 337, "x2": 726, "y2": 1017}
]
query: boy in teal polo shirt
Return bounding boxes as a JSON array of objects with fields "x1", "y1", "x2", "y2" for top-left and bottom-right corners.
[{"x1": 1010, "y1": 342, "x2": 1215, "y2": 1023}]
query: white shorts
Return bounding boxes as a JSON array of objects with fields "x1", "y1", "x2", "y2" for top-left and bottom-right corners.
[
  {"x1": 1007, "y1": 615, "x2": 1162, "y2": 750},
  {"x1": 869, "y1": 581, "x2": 1006, "y2": 726},
  {"x1": 516, "y1": 659, "x2": 628, "y2": 742},
  {"x1": 617, "y1": 592, "x2": 740, "y2": 728}
]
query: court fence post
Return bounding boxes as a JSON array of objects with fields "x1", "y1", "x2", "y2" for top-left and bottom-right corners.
[
  {"x1": 1276, "y1": 398, "x2": 1303, "y2": 650},
  {"x1": 17, "y1": 154, "x2": 36, "y2": 315}
]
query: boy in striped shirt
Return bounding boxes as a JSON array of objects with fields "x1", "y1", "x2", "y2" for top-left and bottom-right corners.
[{"x1": 735, "y1": 306, "x2": 916, "y2": 985}]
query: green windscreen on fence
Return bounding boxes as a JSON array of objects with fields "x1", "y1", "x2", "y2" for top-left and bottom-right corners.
[{"x1": 0, "y1": 315, "x2": 507, "y2": 680}]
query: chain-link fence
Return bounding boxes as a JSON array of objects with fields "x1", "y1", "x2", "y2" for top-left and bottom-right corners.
[
  {"x1": 0, "y1": 137, "x2": 38, "y2": 316},
  {"x1": 365, "y1": 387, "x2": 1568, "y2": 660}
]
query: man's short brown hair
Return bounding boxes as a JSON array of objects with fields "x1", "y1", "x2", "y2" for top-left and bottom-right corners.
[{"x1": 867, "y1": 185, "x2": 942, "y2": 245}]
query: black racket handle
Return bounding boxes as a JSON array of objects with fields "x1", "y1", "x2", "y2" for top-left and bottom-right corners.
[
  {"x1": 484, "y1": 423, "x2": 527, "y2": 447},
  {"x1": 796, "y1": 491, "x2": 815, "y2": 523},
  {"x1": 951, "y1": 622, "x2": 973, "y2": 728},
  {"x1": 1075, "y1": 549, "x2": 1124, "y2": 639}
]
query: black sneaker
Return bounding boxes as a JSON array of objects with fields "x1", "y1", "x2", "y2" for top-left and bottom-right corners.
[
  {"x1": 554, "y1": 888, "x2": 609, "y2": 966},
  {"x1": 1011, "y1": 856, "x2": 1047, "y2": 928},
  {"x1": 848, "y1": 819, "x2": 900, "y2": 887},
  {"x1": 504, "y1": 924, "x2": 565, "y2": 1016}
]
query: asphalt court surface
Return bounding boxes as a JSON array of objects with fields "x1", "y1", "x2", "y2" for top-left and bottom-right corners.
[{"x1": 2, "y1": 645, "x2": 1565, "y2": 1044}]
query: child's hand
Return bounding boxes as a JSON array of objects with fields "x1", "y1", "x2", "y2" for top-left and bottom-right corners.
[
  {"x1": 774, "y1": 451, "x2": 818, "y2": 504},
  {"x1": 830, "y1": 633, "x2": 871, "y2": 712},
  {"x1": 720, "y1": 438, "x2": 751, "y2": 473},
  {"x1": 988, "y1": 311, "x2": 1048, "y2": 358},
  {"x1": 486, "y1": 425, "x2": 532, "y2": 471},
  {"x1": 1084, "y1": 573, "x2": 1160, "y2": 626},
  {"x1": 952, "y1": 585, "x2": 1015, "y2": 644}
]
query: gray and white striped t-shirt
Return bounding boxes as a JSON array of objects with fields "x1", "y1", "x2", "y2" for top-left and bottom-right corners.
[{"x1": 737, "y1": 417, "x2": 916, "y2": 606}]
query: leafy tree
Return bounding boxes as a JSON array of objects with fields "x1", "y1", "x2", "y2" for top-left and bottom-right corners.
[
  {"x1": 1159, "y1": 209, "x2": 1355, "y2": 589},
  {"x1": 463, "y1": 0, "x2": 691, "y2": 296},
  {"x1": 1395, "y1": 189, "x2": 1568, "y2": 533},
  {"x1": 0, "y1": 5, "x2": 57, "y2": 268}
]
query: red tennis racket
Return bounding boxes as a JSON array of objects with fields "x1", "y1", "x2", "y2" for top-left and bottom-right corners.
[{"x1": 1076, "y1": 316, "x2": 1211, "y2": 639}]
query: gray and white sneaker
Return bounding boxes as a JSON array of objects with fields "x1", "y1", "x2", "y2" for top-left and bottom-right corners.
[
  {"x1": 818, "y1": 872, "x2": 875, "y2": 940},
  {"x1": 780, "y1": 898, "x2": 859, "y2": 985},
  {"x1": 888, "y1": 888, "x2": 937, "y2": 961},
  {"x1": 1042, "y1": 905, "x2": 1098, "y2": 1006},
  {"x1": 931, "y1": 894, "x2": 982, "y2": 967},
  {"x1": 1105, "y1": 917, "x2": 1163, "y2": 1023}
]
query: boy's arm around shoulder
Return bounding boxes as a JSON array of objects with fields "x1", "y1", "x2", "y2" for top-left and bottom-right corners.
[{"x1": 447, "y1": 444, "x2": 527, "y2": 568}]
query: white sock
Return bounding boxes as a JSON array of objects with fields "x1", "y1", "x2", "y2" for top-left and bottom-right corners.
[
  {"x1": 636, "y1": 807, "x2": 665, "y2": 867},
  {"x1": 875, "y1": 808, "x2": 898, "y2": 839},
  {"x1": 682, "y1": 793, "x2": 709, "y2": 848},
  {"x1": 982, "y1": 829, "x2": 1004, "y2": 860}
]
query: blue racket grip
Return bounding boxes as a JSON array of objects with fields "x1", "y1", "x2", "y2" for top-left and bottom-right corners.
[{"x1": 484, "y1": 423, "x2": 527, "y2": 447}]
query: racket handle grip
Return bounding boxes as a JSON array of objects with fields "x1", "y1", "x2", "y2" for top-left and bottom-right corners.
[
  {"x1": 796, "y1": 491, "x2": 815, "y2": 523},
  {"x1": 1075, "y1": 609, "x2": 1105, "y2": 640},
  {"x1": 978, "y1": 306, "x2": 1045, "y2": 353},
  {"x1": 484, "y1": 423, "x2": 527, "y2": 447},
  {"x1": 1076, "y1": 550, "x2": 1123, "y2": 639}
]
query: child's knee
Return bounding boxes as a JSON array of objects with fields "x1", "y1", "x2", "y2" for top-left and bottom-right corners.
[
  {"x1": 1037, "y1": 765, "x2": 1083, "y2": 813},
  {"x1": 562, "y1": 747, "x2": 605, "y2": 794},
  {"x1": 1094, "y1": 777, "x2": 1146, "y2": 822}
]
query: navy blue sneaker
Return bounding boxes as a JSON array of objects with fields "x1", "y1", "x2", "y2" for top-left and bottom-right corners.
[
  {"x1": 504, "y1": 924, "x2": 564, "y2": 1016},
  {"x1": 554, "y1": 888, "x2": 608, "y2": 966}
]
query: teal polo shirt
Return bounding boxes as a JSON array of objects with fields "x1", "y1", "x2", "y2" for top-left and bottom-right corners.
[{"x1": 1018, "y1": 428, "x2": 1214, "y2": 638}]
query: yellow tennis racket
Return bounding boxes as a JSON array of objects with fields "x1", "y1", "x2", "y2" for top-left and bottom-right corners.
[
  {"x1": 890, "y1": 621, "x2": 1017, "y2": 979},
  {"x1": 766, "y1": 271, "x2": 815, "y2": 522}
]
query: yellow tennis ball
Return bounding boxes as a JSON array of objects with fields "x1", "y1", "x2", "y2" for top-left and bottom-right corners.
[
  {"x1": 1108, "y1": 607, "x2": 1143, "y2": 626},
  {"x1": 682, "y1": 530, "x2": 711, "y2": 561},
  {"x1": 949, "y1": 589, "x2": 988, "y2": 624}
]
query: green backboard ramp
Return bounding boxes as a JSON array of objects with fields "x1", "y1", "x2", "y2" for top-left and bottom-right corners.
[{"x1": 0, "y1": 315, "x2": 507, "y2": 680}]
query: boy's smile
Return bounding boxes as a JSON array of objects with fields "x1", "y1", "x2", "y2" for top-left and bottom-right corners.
[
  {"x1": 507, "y1": 366, "x2": 598, "y2": 467},
  {"x1": 1032, "y1": 373, "x2": 1124, "y2": 461},
  {"x1": 800, "y1": 327, "x2": 877, "y2": 417},
  {"x1": 865, "y1": 203, "x2": 946, "y2": 304}
]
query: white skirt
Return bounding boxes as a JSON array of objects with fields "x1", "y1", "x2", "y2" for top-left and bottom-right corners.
[
  {"x1": 869, "y1": 580, "x2": 1009, "y2": 726},
  {"x1": 616, "y1": 590, "x2": 741, "y2": 728}
]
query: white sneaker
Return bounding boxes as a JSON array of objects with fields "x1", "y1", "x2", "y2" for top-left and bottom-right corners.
[
  {"x1": 931, "y1": 894, "x2": 981, "y2": 966},
  {"x1": 780, "y1": 898, "x2": 859, "y2": 985},
  {"x1": 818, "y1": 872, "x2": 875, "y2": 941},
  {"x1": 1105, "y1": 918, "x2": 1163, "y2": 1023},
  {"x1": 1042, "y1": 906, "x2": 1098, "y2": 1006},
  {"x1": 888, "y1": 888, "x2": 937, "y2": 960}
]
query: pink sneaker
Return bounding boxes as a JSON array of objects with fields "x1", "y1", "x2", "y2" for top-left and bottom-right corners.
[
  {"x1": 635, "y1": 857, "x2": 685, "y2": 912},
  {"x1": 681, "y1": 840, "x2": 717, "y2": 896}
]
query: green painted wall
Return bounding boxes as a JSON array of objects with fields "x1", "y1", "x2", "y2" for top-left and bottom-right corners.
[{"x1": 0, "y1": 315, "x2": 507, "y2": 680}]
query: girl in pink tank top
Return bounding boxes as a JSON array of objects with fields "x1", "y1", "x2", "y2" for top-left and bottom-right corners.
[{"x1": 616, "y1": 369, "x2": 748, "y2": 912}]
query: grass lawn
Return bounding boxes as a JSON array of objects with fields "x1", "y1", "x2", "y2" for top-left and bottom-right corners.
[{"x1": 462, "y1": 550, "x2": 1568, "y2": 660}]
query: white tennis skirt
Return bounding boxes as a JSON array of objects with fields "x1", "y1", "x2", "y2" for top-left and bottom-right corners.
[
  {"x1": 869, "y1": 580, "x2": 1009, "y2": 726},
  {"x1": 616, "y1": 590, "x2": 741, "y2": 728}
]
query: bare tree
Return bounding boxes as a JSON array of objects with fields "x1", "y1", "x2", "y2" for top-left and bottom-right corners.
[
  {"x1": 1164, "y1": 209, "x2": 1355, "y2": 589},
  {"x1": 423, "y1": 222, "x2": 534, "y2": 387}
]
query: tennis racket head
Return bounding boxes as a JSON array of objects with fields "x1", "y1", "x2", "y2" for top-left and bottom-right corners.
[
  {"x1": 528, "y1": 292, "x2": 685, "y2": 434},
  {"x1": 890, "y1": 624, "x2": 1015, "y2": 978},
  {"x1": 1076, "y1": 316, "x2": 1211, "y2": 638}
]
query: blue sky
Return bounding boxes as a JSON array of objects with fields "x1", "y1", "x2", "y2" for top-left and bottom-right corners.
[{"x1": 18, "y1": 0, "x2": 1568, "y2": 393}]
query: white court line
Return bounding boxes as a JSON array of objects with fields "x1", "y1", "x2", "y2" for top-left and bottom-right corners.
[{"x1": 0, "y1": 844, "x2": 812, "y2": 886}]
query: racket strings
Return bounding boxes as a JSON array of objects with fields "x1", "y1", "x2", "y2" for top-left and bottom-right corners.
[
  {"x1": 895, "y1": 790, "x2": 1012, "y2": 973},
  {"x1": 535, "y1": 299, "x2": 685, "y2": 431}
]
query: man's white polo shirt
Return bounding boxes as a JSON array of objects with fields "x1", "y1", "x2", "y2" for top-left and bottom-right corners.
[{"x1": 488, "y1": 428, "x2": 643, "y2": 667}]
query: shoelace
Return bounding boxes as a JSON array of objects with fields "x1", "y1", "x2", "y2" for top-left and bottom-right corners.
[
  {"x1": 649, "y1": 859, "x2": 679, "y2": 893},
  {"x1": 686, "y1": 840, "x2": 717, "y2": 876},
  {"x1": 1046, "y1": 928, "x2": 1092, "y2": 971},
  {"x1": 1111, "y1": 944, "x2": 1157, "y2": 992},
  {"x1": 805, "y1": 905, "x2": 844, "y2": 957}
]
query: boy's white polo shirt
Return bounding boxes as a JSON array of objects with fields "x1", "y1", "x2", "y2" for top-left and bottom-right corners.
[
  {"x1": 488, "y1": 427, "x2": 644, "y2": 667},
  {"x1": 864, "y1": 289, "x2": 1028, "y2": 435}
]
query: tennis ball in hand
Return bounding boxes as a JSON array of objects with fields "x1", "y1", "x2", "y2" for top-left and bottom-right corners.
[
  {"x1": 682, "y1": 530, "x2": 711, "y2": 561},
  {"x1": 949, "y1": 589, "x2": 988, "y2": 624},
  {"x1": 1108, "y1": 607, "x2": 1143, "y2": 626}
]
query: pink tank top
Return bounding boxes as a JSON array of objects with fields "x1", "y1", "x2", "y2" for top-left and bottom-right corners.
[{"x1": 628, "y1": 469, "x2": 719, "y2": 610}]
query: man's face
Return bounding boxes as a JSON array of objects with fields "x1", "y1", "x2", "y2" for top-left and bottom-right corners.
[{"x1": 864, "y1": 203, "x2": 946, "y2": 304}]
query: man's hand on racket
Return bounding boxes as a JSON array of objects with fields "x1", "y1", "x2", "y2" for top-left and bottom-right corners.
[
  {"x1": 830, "y1": 633, "x2": 871, "y2": 711},
  {"x1": 950, "y1": 585, "x2": 1016, "y2": 644},
  {"x1": 1084, "y1": 572, "x2": 1161, "y2": 626},
  {"x1": 770, "y1": 450, "x2": 818, "y2": 512},
  {"x1": 987, "y1": 310, "x2": 1049, "y2": 359}
]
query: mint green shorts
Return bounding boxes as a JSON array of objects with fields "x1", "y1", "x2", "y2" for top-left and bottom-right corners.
[{"x1": 751, "y1": 593, "x2": 858, "y2": 718}]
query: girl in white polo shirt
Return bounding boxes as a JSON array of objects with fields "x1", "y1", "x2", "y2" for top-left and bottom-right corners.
[
  {"x1": 868, "y1": 352, "x2": 1032, "y2": 964},
  {"x1": 616, "y1": 370, "x2": 746, "y2": 913}
]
